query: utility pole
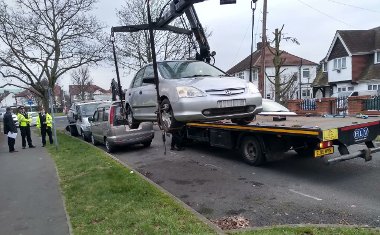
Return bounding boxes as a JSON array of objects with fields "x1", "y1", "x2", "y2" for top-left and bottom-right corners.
[
  {"x1": 298, "y1": 59, "x2": 303, "y2": 99},
  {"x1": 259, "y1": 0, "x2": 267, "y2": 97}
]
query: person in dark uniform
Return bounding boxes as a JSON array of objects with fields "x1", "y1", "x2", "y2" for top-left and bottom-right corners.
[
  {"x1": 16, "y1": 106, "x2": 35, "y2": 149},
  {"x1": 36, "y1": 107, "x2": 53, "y2": 147},
  {"x1": 3, "y1": 107, "x2": 18, "y2": 152}
]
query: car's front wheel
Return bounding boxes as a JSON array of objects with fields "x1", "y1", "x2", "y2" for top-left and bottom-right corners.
[
  {"x1": 159, "y1": 99, "x2": 182, "y2": 132},
  {"x1": 91, "y1": 135, "x2": 98, "y2": 146},
  {"x1": 126, "y1": 105, "x2": 140, "y2": 129},
  {"x1": 105, "y1": 139, "x2": 114, "y2": 153}
]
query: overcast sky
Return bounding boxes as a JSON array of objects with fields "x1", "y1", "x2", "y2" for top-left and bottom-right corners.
[{"x1": 2, "y1": 0, "x2": 380, "y2": 91}]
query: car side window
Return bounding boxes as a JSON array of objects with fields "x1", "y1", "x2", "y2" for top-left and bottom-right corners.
[
  {"x1": 132, "y1": 68, "x2": 145, "y2": 88},
  {"x1": 104, "y1": 108, "x2": 109, "y2": 121},
  {"x1": 142, "y1": 65, "x2": 154, "y2": 86},
  {"x1": 98, "y1": 108, "x2": 104, "y2": 121},
  {"x1": 93, "y1": 111, "x2": 99, "y2": 122}
]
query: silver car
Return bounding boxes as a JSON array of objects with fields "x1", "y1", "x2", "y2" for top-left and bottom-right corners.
[
  {"x1": 126, "y1": 60, "x2": 262, "y2": 131},
  {"x1": 89, "y1": 101, "x2": 154, "y2": 153}
]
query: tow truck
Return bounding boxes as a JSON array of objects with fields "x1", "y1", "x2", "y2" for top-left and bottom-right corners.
[{"x1": 111, "y1": 0, "x2": 380, "y2": 166}]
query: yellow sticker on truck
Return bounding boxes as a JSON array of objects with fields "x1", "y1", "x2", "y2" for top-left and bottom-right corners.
[
  {"x1": 314, "y1": 147, "x2": 334, "y2": 158},
  {"x1": 323, "y1": 128, "x2": 338, "y2": 141}
]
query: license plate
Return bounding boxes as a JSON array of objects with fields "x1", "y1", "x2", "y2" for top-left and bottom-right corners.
[
  {"x1": 217, "y1": 99, "x2": 246, "y2": 108},
  {"x1": 314, "y1": 147, "x2": 334, "y2": 158}
]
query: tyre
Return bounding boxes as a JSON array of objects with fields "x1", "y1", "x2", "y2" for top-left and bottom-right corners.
[
  {"x1": 159, "y1": 99, "x2": 182, "y2": 132},
  {"x1": 105, "y1": 139, "x2": 114, "y2": 153},
  {"x1": 81, "y1": 130, "x2": 89, "y2": 142},
  {"x1": 126, "y1": 105, "x2": 140, "y2": 129},
  {"x1": 240, "y1": 136, "x2": 265, "y2": 166},
  {"x1": 69, "y1": 125, "x2": 79, "y2": 136},
  {"x1": 143, "y1": 141, "x2": 152, "y2": 147},
  {"x1": 91, "y1": 134, "x2": 98, "y2": 146},
  {"x1": 231, "y1": 115, "x2": 255, "y2": 125}
]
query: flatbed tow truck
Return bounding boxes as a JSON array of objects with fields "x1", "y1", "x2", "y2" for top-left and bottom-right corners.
[{"x1": 183, "y1": 115, "x2": 380, "y2": 166}]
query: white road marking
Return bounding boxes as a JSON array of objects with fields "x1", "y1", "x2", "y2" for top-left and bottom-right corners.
[{"x1": 289, "y1": 189, "x2": 323, "y2": 201}]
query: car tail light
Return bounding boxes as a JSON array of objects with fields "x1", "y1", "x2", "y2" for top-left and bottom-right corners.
[
  {"x1": 109, "y1": 106, "x2": 115, "y2": 126},
  {"x1": 319, "y1": 141, "x2": 332, "y2": 149}
]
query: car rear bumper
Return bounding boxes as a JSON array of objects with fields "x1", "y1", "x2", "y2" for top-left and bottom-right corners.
[
  {"x1": 171, "y1": 94, "x2": 262, "y2": 121},
  {"x1": 107, "y1": 130, "x2": 154, "y2": 146}
]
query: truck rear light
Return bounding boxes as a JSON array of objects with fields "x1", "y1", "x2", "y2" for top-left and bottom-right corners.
[
  {"x1": 319, "y1": 141, "x2": 332, "y2": 149},
  {"x1": 109, "y1": 106, "x2": 115, "y2": 126}
]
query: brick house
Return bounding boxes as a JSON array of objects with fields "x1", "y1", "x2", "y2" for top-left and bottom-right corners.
[
  {"x1": 69, "y1": 84, "x2": 111, "y2": 102},
  {"x1": 14, "y1": 85, "x2": 63, "y2": 110},
  {"x1": 227, "y1": 42, "x2": 318, "y2": 100},
  {"x1": 313, "y1": 26, "x2": 380, "y2": 98}
]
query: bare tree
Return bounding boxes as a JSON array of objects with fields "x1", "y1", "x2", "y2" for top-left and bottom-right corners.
[
  {"x1": 266, "y1": 25, "x2": 299, "y2": 104},
  {"x1": 0, "y1": 0, "x2": 107, "y2": 109},
  {"x1": 71, "y1": 66, "x2": 93, "y2": 101},
  {"x1": 115, "y1": 0, "x2": 202, "y2": 71}
]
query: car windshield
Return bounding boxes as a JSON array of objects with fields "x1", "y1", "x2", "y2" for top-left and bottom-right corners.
[
  {"x1": 79, "y1": 103, "x2": 101, "y2": 116},
  {"x1": 262, "y1": 99, "x2": 289, "y2": 112},
  {"x1": 158, "y1": 61, "x2": 227, "y2": 79}
]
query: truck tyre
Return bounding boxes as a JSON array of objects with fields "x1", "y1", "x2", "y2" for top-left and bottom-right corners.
[
  {"x1": 240, "y1": 136, "x2": 265, "y2": 166},
  {"x1": 159, "y1": 99, "x2": 182, "y2": 132},
  {"x1": 126, "y1": 105, "x2": 140, "y2": 129},
  {"x1": 70, "y1": 125, "x2": 79, "y2": 136},
  {"x1": 231, "y1": 115, "x2": 255, "y2": 125}
]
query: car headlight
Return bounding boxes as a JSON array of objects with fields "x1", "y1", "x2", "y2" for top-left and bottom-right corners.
[
  {"x1": 176, "y1": 86, "x2": 205, "y2": 98},
  {"x1": 247, "y1": 82, "x2": 260, "y2": 94}
]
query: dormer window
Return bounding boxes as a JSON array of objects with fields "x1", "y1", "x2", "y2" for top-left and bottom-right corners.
[
  {"x1": 322, "y1": 62, "x2": 327, "y2": 72},
  {"x1": 375, "y1": 51, "x2": 380, "y2": 64},
  {"x1": 333, "y1": 57, "x2": 346, "y2": 70}
]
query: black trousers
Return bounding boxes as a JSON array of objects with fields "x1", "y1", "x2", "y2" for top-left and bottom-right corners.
[
  {"x1": 41, "y1": 126, "x2": 53, "y2": 145},
  {"x1": 8, "y1": 137, "x2": 15, "y2": 152},
  {"x1": 20, "y1": 126, "x2": 33, "y2": 147}
]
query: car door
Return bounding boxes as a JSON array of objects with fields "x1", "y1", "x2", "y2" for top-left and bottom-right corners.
[
  {"x1": 91, "y1": 110, "x2": 100, "y2": 141},
  {"x1": 139, "y1": 65, "x2": 158, "y2": 119},
  {"x1": 128, "y1": 67, "x2": 145, "y2": 118}
]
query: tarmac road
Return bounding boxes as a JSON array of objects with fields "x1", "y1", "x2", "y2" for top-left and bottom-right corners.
[{"x1": 105, "y1": 126, "x2": 380, "y2": 227}]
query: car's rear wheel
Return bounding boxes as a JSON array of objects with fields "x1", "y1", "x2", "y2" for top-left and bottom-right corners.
[
  {"x1": 91, "y1": 135, "x2": 98, "y2": 146},
  {"x1": 231, "y1": 115, "x2": 255, "y2": 125},
  {"x1": 126, "y1": 105, "x2": 140, "y2": 129},
  {"x1": 105, "y1": 139, "x2": 114, "y2": 153},
  {"x1": 159, "y1": 99, "x2": 182, "y2": 132},
  {"x1": 81, "y1": 130, "x2": 89, "y2": 142},
  {"x1": 69, "y1": 124, "x2": 79, "y2": 136}
]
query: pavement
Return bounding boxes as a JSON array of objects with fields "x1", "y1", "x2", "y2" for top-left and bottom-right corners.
[{"x1": 0, "y1": 126, "x2": 70, "y2": 235}]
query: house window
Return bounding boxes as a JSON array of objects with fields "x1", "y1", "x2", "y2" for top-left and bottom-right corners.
[
  {"x1": 375, "y1": 51, "x2": 380, "y2": 64},
  {"x1": 368, "y1": 84, "x2": 379, "y2": 90},
  {"x1": 323, "y1": 62, "x2": 327, "y2": 72},
  {"x1": 347, "y1": 86, "x2": 354, "y2": 91},
  {"x1": 333, "y1": 57, "x2": 347, "y2": 70},
  {"x1": 235, "y1": 72, "x2": 244, "y2": 79},
  {"x1": 302, "y1": 68, "x2": 310, "y2": 79},
  {"x1": 302, "y1": 89, "x2": 311, "y2": 97},
  {"x1": 252, "y1": 70, "x2": 258, "y2": 81}
]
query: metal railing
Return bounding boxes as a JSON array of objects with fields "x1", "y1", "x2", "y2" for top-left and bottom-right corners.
[
  {"x1": 364, "y1": 95, "x2": 380, "y2": 111},
  {"x1": 300, "y1": 98, "x2": 316, "y2": 111}
]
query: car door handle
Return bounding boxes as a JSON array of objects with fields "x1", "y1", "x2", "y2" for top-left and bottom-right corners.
[
  {"x1": 128, "y1": 93, "x2": 131, "y2": 96},
  {"x1": 139, "y1": 90, "x2": 142, "y2": 95}
]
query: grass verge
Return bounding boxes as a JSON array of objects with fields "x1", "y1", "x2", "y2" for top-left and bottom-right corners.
[
  {"x1": 230, "y1": 226, "x2": 380, "y2": 235},
  {"x1": 47, "y1": 132, "x2": 216, "y2": 235}
]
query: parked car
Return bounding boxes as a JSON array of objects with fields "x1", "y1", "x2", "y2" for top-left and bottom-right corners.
[
  {"x1": 67, "y1": 101, "x2": 103, "y2": 140},
  {"x1": 88, "y1": 101, "x2": 154, "y2": 153},
  {"x1": 126, "y1": 60, "x2": 262, "y2": 131},
  {"x1": 27, "y1": 111, "x2": 38, "y2": 126},
  {"x1": 259, "y1": 99, "x2": 297, "y2": 116},
  {"x1": 0, "y1": 107, "x2": 5, "y2": 122}
]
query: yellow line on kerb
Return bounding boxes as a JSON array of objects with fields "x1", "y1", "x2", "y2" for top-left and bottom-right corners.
[{"x1": 186, "y1": 123, "x2": 320, "y2": 136}]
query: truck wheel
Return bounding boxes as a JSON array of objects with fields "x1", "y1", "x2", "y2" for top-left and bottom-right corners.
[
  {"x1": 159, "y1": 99, "x2": 182, "y2": 132},
  {"x1": 126, "y1": 105, "x2": 140, "y2": 129},
  {"x1": 240, "y1": 136, "x2": 265, "y2": 166},
  {"x1": 231, "y1": 115, "x2": 255, "y2": 125},
  {"x1": 70, "y1": 125, "x2": 78, "y2": 136}
]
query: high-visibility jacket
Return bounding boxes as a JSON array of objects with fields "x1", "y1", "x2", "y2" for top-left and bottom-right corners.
[
  {"x1": 36, "y1": 113, "x2": 53, "y2": 128},
  {"x1": 17, "y1": 112, "x2": 32, "y2": 127}
]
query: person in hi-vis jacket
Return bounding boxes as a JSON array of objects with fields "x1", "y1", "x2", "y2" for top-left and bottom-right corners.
[
  {"x1": 17, "y1": 106, "x2": 35, "y2": 149},
  {"x1": 36, "y1": 107, "x2": 53, "y2": 147}
]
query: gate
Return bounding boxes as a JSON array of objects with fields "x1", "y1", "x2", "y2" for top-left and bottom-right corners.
[
  {"x1": 330, "y1": 96, "x2": 348, "y2": 116},
  {"x1": 364, "y1": 95, "x2": 380, "y2": 111}
]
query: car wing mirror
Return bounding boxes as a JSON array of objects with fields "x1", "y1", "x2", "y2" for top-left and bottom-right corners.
[
  {"x1": 142, "y1": 77, "x2": 155, "y2": 84},
  {"x1": 88, "y1": 117, "x2": 94, "y2": 122}
]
